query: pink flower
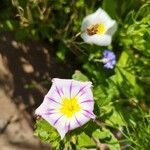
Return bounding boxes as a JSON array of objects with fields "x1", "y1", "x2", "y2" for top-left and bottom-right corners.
[{"x1": 35, "y1": 78, "x2": 95, "y2": 139}]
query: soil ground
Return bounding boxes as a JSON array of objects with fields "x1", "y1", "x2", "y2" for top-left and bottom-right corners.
[{"x1": 0, "y1": 31, "x2": 74, "y2": 150}]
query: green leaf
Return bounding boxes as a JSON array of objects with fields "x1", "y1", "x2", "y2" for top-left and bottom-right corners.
[
  {"x1": 120, "y1": 69, "x2": 136, "y2": 86},
  {"x1": 72, "y1": 70, "x2": 89, "y2": 81},
  {"x1": 93, "y1": 78, "x2": 119, "y2": 109},
  {"x1": 92, "y1": 128, "x2": 121, "y2": 150},
  {"x1": 6, "y1": 20, "x2": 14, "y2": 30},
  {"x1": 56, "y1": 42, "x2": 67, "y2": 60},
  {"x1": 117, "y1": 51, "x2": 129, "y2": 67},
  {"x1": 34, "y1": 119, "x2": 61, "y2": 149},
  {"x1": 77, "y1": 132, "x2": 96, "y2": 148},
  {"x1": 102, "y1": 106, "x2": 126, "y2": 126},
  {"x1": 102, "y1": 0, "x2": 118, "y2": 19}
]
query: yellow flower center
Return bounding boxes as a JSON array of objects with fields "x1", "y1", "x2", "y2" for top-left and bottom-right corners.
[
  {"x1": 97, "y1": 23, "x2": 106, "y2": 34},
  {"x1": 86, "y1": 23, "x2": 106, "y2": 35},
  {"x1": 60, "y1": 97, "x2": 81, "y2": 118}
]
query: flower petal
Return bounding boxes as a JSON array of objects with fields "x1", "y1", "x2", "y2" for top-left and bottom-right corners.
[
  {"x1": 35, "y1": 101, "x2": 48, "y2": 116},
  {"x1": 71, "y1": 81, "x2": 92, "y2": 98},
  {"x1": 53, "y1": 116, "x2": 68, "y2": 139},
  {"x1": 67, "y1": 113, "x2": 86, "y2": 130},
  {"x1": 104, "y1": 62, "x2": 114, "y2": 69},
  {"x1": 81, "y1": 8, "x2": 117, "y2": 32},
  {"x1": 80, "y1": 101, "x2": 94, "y2": 111},
  {"x1": 77, "y1": 88, "x2": 94, "y2": 104},
  {"x1": 52, "y1": 78, "x2": 92, "y2": 99},
  {"x1": 102, "y1": 50, "x2": 116, "y2": 69},
  {"x1": 81, "y1": 33, "x2": 112, "y2": 46},
  {"x1": 46, "y1": 84, "x2": 63, "y2": 103},
  {"x1": 94, "y1": 8, "x2": 116, "y2": 31},
  {"x1": 67, "y1": 110, "x2": 96, "y2": 131},
  {"x1": 81, "y1": 9, "x2": 100, "y2": 32},
  {"x1": 52, "y1": 78, "x2": 74, "y2": 98},
  {"x1": 103, "y1": 50, "x2": 116, "y2": 60},
  {"x1": 107, "y1": 20, "x2": 117, "y2": 32},
  {"x1": 106, "y1": 21, "x2": 117, "y2": 35},
  {"x1": 35, "y1": 98, "x2": 60, "y2": 116},
  {"x1": 82, "y1": 109, "x2": 96, "y2": 119},
  {"x1": 67, "y1": 116, "x2": 81, "y2": 130},
  {"x1": 35, "y1": 78, "x2": 95, "y2": 139}
]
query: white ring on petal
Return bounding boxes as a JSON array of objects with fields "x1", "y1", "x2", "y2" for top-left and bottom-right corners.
[{"x1": 81, "y1": 33, "x2": 112, "y2": 46}]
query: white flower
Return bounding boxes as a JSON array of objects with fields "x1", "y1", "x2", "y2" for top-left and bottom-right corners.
[
  {"x1": 81, "y1": 8, "x2": 117, "y2": 46},
  {"x1": 35, "y1": 78, "x2": 95, "y2": 139}
]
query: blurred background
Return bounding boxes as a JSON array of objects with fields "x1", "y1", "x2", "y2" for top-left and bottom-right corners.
[
  {"x1": 0, "y1": 0, "x2": 77, "y2": 149},
  {"x1": 0, "y1": 0, "x2": 149, "y2": 150}
]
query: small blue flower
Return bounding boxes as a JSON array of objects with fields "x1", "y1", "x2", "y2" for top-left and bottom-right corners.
[{"x1": 101, "y1": 50, "x2": 116, "y2": 69}]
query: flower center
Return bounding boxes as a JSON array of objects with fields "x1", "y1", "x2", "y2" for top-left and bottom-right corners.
[
  {"x1": 86, "y1": 23, "x2": 106, "y2": 35},
  {"x1": 60, "y1": 97, "x2": 81, "y2": 118},
  {"x1": 97, "y1": 23, "x2": 106, "y2": 34}
]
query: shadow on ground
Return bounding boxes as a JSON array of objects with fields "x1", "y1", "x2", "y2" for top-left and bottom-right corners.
[{"x1": 0, "y1": 31, "x2": 76, "y2": 150}]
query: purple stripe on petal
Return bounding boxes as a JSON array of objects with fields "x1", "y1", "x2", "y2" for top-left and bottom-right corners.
[
  {"x1": 54, "y1": 83, "x2": 64, "y2": 98},
  {"x1": 79, "y1": 90, "x2": 86, "y2": 97},
  {"x1": 47, "y1": 97, "x2": 61, "y2": 104},
  {"x1": 65, "y1": 121, "x2": 70, "y2": 131},
  {"x1": 64, "y1": 121, "x2": 68, "y2": 131},
  {"x1": 83, "y1": 109, "x2": 96, "y2": 119},
  {"x1": 54, "y1": 115, "x2": 63, "y2": 125},
  {"x1": 43, "y1": 108, "x2": 55, "y2": 115},
  {"x1": 82, "y1": 113, "x2": 90, "y2": 118},
  {"x1": 80, "y1": 99, "x2": 93, "y2": 104},
  {"x1": 75, "y1": 115, "x2": 81, "y2": 126},
  {"x1": 69, "y1": 81, "x2": 73, "y2": 99},
  {"x1": 60, "y1": 88, "x2": 64, "y2": 95},
  {"x1": 75, "y1": 85, "x2": 88, "y2": 97},
  {"x1": 68, "y1": 122, "x2": 70, "y2": 131},
  {"x1": 44, "y1": 112, "x2": 55, "y2": 115},
  {"x1": 47, "y1": 108, "x2": 55, "y2": 111},
  {"x1": 55, "y1": 85, "x2": 62, "y2": 97},
  {"x1": 83, "y1": 109, "x2": 94, "y2": 116}
]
